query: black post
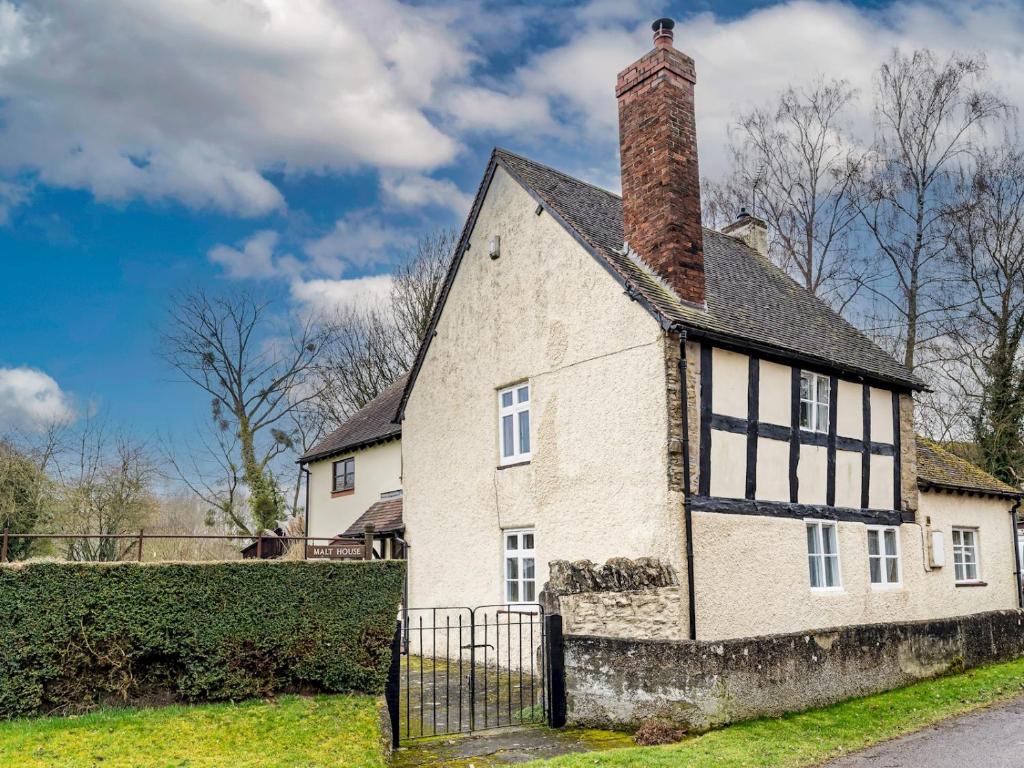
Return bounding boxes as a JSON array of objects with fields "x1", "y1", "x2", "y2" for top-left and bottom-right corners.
[
  {"x1": 545, "y1": 614, "x2": 566, "y2": 728},
  {"x1": 385, "y1": 621, "x2": 402, "y2": 749}
]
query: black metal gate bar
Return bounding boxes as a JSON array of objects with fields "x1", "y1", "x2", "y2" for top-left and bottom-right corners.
[{"x1": 397, "y1": 604, "x2": 547, "y2": 741}]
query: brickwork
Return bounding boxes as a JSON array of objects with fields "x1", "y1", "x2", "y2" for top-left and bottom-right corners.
[{"x1": 617, "y1": 37, "x2": 704, "y2": 306}]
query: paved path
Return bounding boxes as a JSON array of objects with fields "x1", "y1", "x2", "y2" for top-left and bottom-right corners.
[{"x1": 823, "y1": 695, "x2": 1024, "y2": 767}]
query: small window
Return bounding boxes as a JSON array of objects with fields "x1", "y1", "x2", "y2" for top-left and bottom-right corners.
[
  {"x1": 952, "y1": 528, "x2": 980, "y2": 583},
  {"x1": 498, "y1": 383, "x2": 531, "y2": 465},
  {"x1": 332, "y1": 457, "x2": 355, "y2": 492},
  {"x1": 867, "y1": 526, "x2": 901, "y2": 586},
  {"x1": 806, "y1": 520, "x2": 841, "y2": 589},
  {"x1": 504, "y1": 529, "x2": 536, "y2": 604},
  {"x1": 799, "y1": 371, "x2": 830, "y2": 433}
]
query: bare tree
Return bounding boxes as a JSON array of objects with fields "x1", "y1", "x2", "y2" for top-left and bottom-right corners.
[
  {"x1": 163, "y1": 291, "x2": 327, "y2": 533},
  {"x1": 0, "y1": 439, "x2": 52, "y2": 560},
  {"x1": 709, "y1": 78, "x2": 864, "y2": 310},
  {"x1": 859, "y1": 49, "x2": 1007, "y2": 371},
  {"x1": 939, "y1": 143, "x2": 1024, "y2": 483},
  {"x1": 314, "y1": 228, "x2": 456, "y2": 420}
]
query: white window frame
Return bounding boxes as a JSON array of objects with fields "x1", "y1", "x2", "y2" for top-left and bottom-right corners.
[
  {"x1": 806, "y1": 519, "x2": 842, "y2": 591},
  {"x1": 952, "y1": 527, "x2": 982, "y2": 584},
  {"x1": 799, "y1": 371, "x2": 830, "y2": 434},
  {"x1": 498, "y1": 382, "x2": 531, "y2": 466},
  {"x1": 503, "y1": 529, "x2": 537, "y2": 606},
  {"x1": 867, "y1": 525, "x2": 902, "y2": 588}
]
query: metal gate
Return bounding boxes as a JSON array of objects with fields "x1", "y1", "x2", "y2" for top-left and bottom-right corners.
[{"x1": 393, "y1": 605, "x2": 555, "y2": 741}]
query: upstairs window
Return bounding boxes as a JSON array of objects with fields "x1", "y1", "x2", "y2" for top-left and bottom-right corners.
[
  {"x1": 867, "y1": 526, "x2": 901, "y2": 586},
  {"x1": 504, "y1": 529, "x2": 536, "y2": 604},
  {"x1": 952, "y1": 528, "x2": 980, "y2": 583},
  {"x1": 806, "y1": 520, "x2": 841, "y2": 589},
  {"x1": 499, "y1": 383, "x2": 531, "y2": 465},
  {"x1": 800, "y1": 371, "x2": 830, "y2": 433},
  {"x1": 332, "y1": 457, "x2": 355, "y2": 493}
]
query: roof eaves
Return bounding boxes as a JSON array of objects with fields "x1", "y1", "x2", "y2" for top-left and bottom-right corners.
[
  {"x1": 918, "y1": 479, "x2": 1022, "y2": 500},
  {"x1": 298, "y1": 429, "x2": 401, "y2": 465}
]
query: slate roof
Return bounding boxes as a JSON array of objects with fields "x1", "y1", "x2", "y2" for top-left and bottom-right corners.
[
  {"x1": 342, "y1": 495, "x2": 404, "y2": 537},
  {"x1": 300, "y1": 375, "x2": 406, "y2": 463},
  {"x1": 493, "y1": 148, "x2": 923, "y2": 390},
  {"x1": 916, "y1": 437, "x2": 1020, "y2": 498}
]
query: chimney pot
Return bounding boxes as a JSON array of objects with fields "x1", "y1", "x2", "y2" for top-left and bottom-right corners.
[
  {"x1": 652, "y1": 17, "x2": 675, "y2": 48},
  {"x1": 722, "y1": 208, "x2": 769, "y2": 257}
]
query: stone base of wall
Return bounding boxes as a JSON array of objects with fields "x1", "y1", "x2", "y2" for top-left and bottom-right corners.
[
  {"x1": 565, "y1": 609, "x2": 1024, "y2": 731},
  {"x1": 561, "y1": 586, "x2": 684, "y2": 640}
]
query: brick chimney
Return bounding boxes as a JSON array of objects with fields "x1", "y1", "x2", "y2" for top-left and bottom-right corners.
[{"x1": 617, "y1": 18, "x2": 704, "y2": 306}]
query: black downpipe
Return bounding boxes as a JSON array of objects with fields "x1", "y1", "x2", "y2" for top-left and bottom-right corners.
[
  {"x1": 301, "y1": 465, "x2": 312, "y2": 558},
  {"x1": 1011, "y1": 500, "x2": 1023, "y2": 609},
  {"x1": 678, "y1": 333, "x2": 697, "y2": 641}
]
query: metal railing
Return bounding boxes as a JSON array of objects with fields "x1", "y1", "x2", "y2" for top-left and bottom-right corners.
[{"x1": 0, "y1": 525, "x2": 383, "y2": 563}]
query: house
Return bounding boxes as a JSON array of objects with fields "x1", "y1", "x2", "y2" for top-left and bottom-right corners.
[
  {"x1": 298, "y1": 376, "x2": 405, "y2": 556},
  {"x1": 395, "y1": 18, "x2": 1022, "y2": 641}
]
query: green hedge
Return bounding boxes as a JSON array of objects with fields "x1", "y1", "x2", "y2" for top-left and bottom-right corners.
[{"x1": 0, "y1": 559, "x2": 405, "y2": 719}]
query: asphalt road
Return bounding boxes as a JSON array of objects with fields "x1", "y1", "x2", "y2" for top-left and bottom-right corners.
[{"x1": 824, "y1": 695, "x2": 1024, "y2": 767}]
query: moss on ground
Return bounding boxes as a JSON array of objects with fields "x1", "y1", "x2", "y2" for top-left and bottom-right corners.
[{"x1": 0, "y1": 695, "x2": 385, "y2": 768}]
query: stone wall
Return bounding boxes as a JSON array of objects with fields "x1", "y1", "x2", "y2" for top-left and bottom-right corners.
[
  {"x1": 542, "y1": 558, "x2": 684, "y2": 641},
  {"x1": 565, "y1": 609, "x2": 1024, "y2": 731}
]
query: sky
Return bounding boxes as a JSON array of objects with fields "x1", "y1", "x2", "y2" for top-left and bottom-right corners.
[{"x1": 1, "y1": 0, "x2": 1024, "y2": 443}]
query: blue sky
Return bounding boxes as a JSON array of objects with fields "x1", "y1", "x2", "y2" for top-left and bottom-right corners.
[{"x1": 1, "y1": 0, "x2": 1023, "y2": 443}]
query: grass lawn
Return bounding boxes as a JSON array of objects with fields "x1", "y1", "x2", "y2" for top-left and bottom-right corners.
[
  {"x1": 529, "y1": 656, "x2": 1024, "y2": 767},
  {"x1": 0, "y1": 694, "x2": 385, "y2": 768}
]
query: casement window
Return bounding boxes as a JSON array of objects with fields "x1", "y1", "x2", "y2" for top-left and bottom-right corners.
[
  {"x1": 799, "y1": 371, "x2": 830, "y2": 433},
  {"x1": 332, "y1": 457, "x2": 355, "y2": 493},
  {"x1": 867, "y1": 526, "x2": 901, "y2": 586},
  {"x1": 806, "y1": 520, "x2": 841, "y2": 589},
  {"x1": 952, "y1": 527, "x2": 981, "y2": 583},
  {"x1": 498, "y1": 383, "x2": 531, "y2": 465},
  {"x1": 504, "y1": 529, "x2": 536, "y2": 604}
]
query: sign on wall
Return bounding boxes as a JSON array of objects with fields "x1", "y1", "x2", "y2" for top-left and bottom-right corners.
[{"x1": 306, "y1": 538, "x2": 365, "y2": 560}]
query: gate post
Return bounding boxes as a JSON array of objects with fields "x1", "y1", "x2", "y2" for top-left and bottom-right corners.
[
  {"x1": 385, "y1": 621, "x2": 402, "y2": 749},
  {"x1": 545, "y1": 614, "x2": 566, "y2": 728}
]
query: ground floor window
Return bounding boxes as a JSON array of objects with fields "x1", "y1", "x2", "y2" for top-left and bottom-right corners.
[
  {"x1": 806, "y1": 520, "x2": 841, "y2": 589},
  {"x1": 952, "y1": 527, "x2": 980, "y2": 583},
  {"x1": 504, "y1": 529, "x2": 536, "y2": 604},
  {"x1": 867, "y1": 526, "x2": 901, "y2": 586}
]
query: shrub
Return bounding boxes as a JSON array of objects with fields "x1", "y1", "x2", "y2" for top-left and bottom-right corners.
[
  {"x1": 0, "y1": 559, "x2": 405, "y2": 719},
  {"x1": 634, "y1": 717, "x2": 687, "y2": 746}
]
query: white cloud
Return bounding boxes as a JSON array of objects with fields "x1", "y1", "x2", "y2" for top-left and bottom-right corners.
[
  {"x1": 289, "y1": 275, "x2": 393, "y2": 317},
  {"x1": 380, "y1": 173, "x2": 472, "y2": 216},
  {"x1": 0, "y1": 367, "x2": 75, "y2": 432},
  {"x1": 0, "y1": 0, "x2": 469, "y2": 216},
  {"x1": 208, "y1": 229, "x2": 282, "y2": 280},
  {"x1": 303, "y1": 211, "x2": 415, "y2": 277},
  {"x1": 0, "y1": 179, "x2": 29, "y2": 224}
]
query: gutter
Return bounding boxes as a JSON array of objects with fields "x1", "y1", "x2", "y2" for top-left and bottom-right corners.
[{"x1": 677, "y1": 331, "x2": 697, "y2": 641}]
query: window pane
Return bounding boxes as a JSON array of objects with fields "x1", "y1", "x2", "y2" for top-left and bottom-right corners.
[
  {"x1": 952, "y1": 529, "x2": 962, "y2": 546},
  {"x1": 821, "y1": 524, "x2": 837, "y2": 555},
  {"x1": 965, "y1": 562, "x2": 978, "y2": 581},
  {"x1": 867, "y1": 530, "x2": 879, "y2": 556},
  {"x1": 808, "y1": 555, "x2": 822, "y2": 588},
  {"x1": 800, "y1": 401, "x2": 812, "y2": 428},
  {"x1": 801, "y1": 374, "x2": 810, "y2": 400},
  {"x1": 501, "y1": 391, "x2": 513, "y2": 408},
  {"x1": 517, "y1": 386, "x2": 529, "y2": 403},
  {"x1": 824, "y1": 555, "x2": 840, "y2": 587},
  {"x1": 955, "y1": 562, "x2": 965, "y2": 582},
  {"x1": 964, "y1": 530, "x2": 976, "y2": 549},
  {"x1": 817, "y1": 376, "x2": 830, "y2": 403},
  {"x1": 506, "y1": 558, "x2": 519, "y2": 580},
  {"x1": 502, "y1": 415, "x2": 514, "y2": 457},
  {"x1": 523, "y1": 558, "x2": 535, "y2": 579},
  {"x1": 869, "y1": 557, "x2": 881, "y2": 584},
  {"x1": 806, "y1": 524, "x2": 820, "y2": 555},
  {"x1": 816, "y1": 403, "x2": 828, "y2": 432},
  {"x1": 506, "y1": 534, "x2": 517, "y2": 551},
  {"x1": 523, "y1": 533, "x2": 534, "y2": 550},
  {"x1": 518, "y1": 410, "x2": 530, "y2": 454},
  {"x1": 886, "y1": 557, "x2": 899, "y2": 583},
  {"x1": 884, "y1": 529, "x2": 897, "y2": 556},
  {"x1": 508, "y1": 580, "x2": 519, "y2": 603},
  {"x1": 524, "y1": 581, "x2": 536, "y2": 601}
]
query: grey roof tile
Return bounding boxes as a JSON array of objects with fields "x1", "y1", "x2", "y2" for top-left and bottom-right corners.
[{"x1": 300, "y1": 375, "x2": 406, "y2": 462}]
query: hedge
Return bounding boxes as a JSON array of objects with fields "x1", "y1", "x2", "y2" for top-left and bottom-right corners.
[{"x1": 0, "y1": 559, "x2": 405, "y2": 719}]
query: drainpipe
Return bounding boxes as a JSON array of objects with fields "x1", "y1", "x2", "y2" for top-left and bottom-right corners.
[
  {"x1": 1011, "y1": 498, "x2": 1023, "y2": 609},
  {"x1": 301, "y1": 464, "x2": 311, "y2": 559},
  {"x1": 678, "y1": 332, "x2": 697, "y2": 641}
]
